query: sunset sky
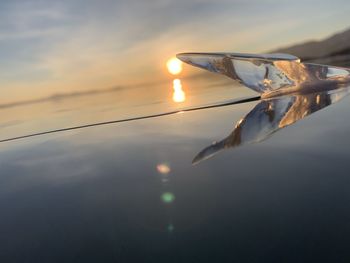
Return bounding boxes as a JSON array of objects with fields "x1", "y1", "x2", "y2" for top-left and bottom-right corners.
[{"x1": 0, "y1": 0, "x2": 350, "y2": 103}]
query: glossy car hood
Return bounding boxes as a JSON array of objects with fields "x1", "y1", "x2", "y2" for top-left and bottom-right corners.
[{"x1": 1, "y1": 79, "x2": 350, "y2": 261}]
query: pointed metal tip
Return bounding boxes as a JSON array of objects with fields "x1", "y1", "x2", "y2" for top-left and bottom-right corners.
[
  {"x1": 191, "y1": 141, "x2": 226, "y2": 165},
  {"x1": 191, "y1": 158, "x2": 200, "y2": 166},
  {"x1": 192, "y1": 154, "x2": 210, "y2": 166},
  {"x1": 177, "y1": 52, "x2": 300, "y2": 62},
  {"x1": 191, "y1": 153, "x2": 205, "y2": 166},
  {"x1": 176, "y1": 53, "x2": 208, "y2": 63},
  {"x1": 176, "y1": 53, "x2": 187, "y2": 62}
]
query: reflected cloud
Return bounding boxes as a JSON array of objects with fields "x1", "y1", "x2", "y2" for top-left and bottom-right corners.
[
  {"x1": 172, "y1": 79, "x2": 186, "y2": 103},
  {"x1": 193, "y1": 86, "x2": 350, "y2": 164}
]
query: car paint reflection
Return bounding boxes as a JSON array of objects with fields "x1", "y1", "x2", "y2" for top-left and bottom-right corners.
[{"x1": 193, "y1": 86, "x2": 350, "y2": 164}]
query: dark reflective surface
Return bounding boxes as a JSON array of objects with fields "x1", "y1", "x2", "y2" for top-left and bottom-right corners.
[
  {"x1": 1, "y1": 91, "x2": 350, "y2": 262},
  {"x1": 1, "y1": 53, "x2": 350, "y2": 262},
  {"x1": 193, "y1": 86, "x2": 350, "y2": 164}
]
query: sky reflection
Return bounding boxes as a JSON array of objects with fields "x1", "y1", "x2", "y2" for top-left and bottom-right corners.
[{"x1": 1, "y1": 95, "x2": 350, "y2": 261}]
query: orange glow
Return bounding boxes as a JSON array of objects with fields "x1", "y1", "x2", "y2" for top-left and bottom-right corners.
[
  {"x1": 166, "y1": 57, "x2": 183, "y2": 75},
  {"x1": 157, "y1": 163, "x2": 171, "y2": 174},
  {"x1": 172, "y1": 79, "x2": 185, "y2": 103}
]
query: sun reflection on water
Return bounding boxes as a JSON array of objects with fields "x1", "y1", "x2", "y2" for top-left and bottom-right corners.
[{"x1": 172, "y1": 79, "x2": 186, "y2": 103}]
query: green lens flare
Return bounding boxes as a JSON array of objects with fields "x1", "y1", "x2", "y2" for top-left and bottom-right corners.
[
  {"x1": 161, "y1": 192, "x2": 175, "y2": 203},
  {"x1": 167, "y1": 224, "x2": 175, "y2": 233}
]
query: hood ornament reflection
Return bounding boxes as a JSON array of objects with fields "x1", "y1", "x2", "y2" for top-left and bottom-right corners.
[
  {"x1": 192, "y1": 88, "x2": 350, "y2": 164},
  {"x1": 176, "y1": 52, "x2": 350, "y2": 164}
]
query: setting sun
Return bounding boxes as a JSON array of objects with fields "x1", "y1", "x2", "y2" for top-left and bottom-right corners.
[{"x1": 166, "y1": 57, "x2": 183, "y2": 75}]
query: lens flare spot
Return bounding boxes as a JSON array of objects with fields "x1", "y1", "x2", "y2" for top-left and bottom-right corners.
[
  {"x1": 172, "y1": 79, "x2": 186, "y2": 103},
  {"x1": 167, "y1": 223, "x2": 175, "y2": 233},
  {"x1": 157, "y1": 163, "x2": 171, "y2": 174},
  {"x1": 167, "y1": 57, "x2": 183, "y2": 75},
  {"x1": 161, "y1": 192, "x2": 175, "y2": 204}
]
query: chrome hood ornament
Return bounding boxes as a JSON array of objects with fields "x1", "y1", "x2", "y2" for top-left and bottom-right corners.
[
  {"x1": 177, "y1": 52, "x2": 350, "y2": 164},
  {"x1": 177, "y1": 52, "x2": 350, "y2": 98}
]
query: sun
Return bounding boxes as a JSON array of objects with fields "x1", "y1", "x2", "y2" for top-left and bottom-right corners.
[{"x1": 166, "y1": 57, "x2": 183, "y2": 75}]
